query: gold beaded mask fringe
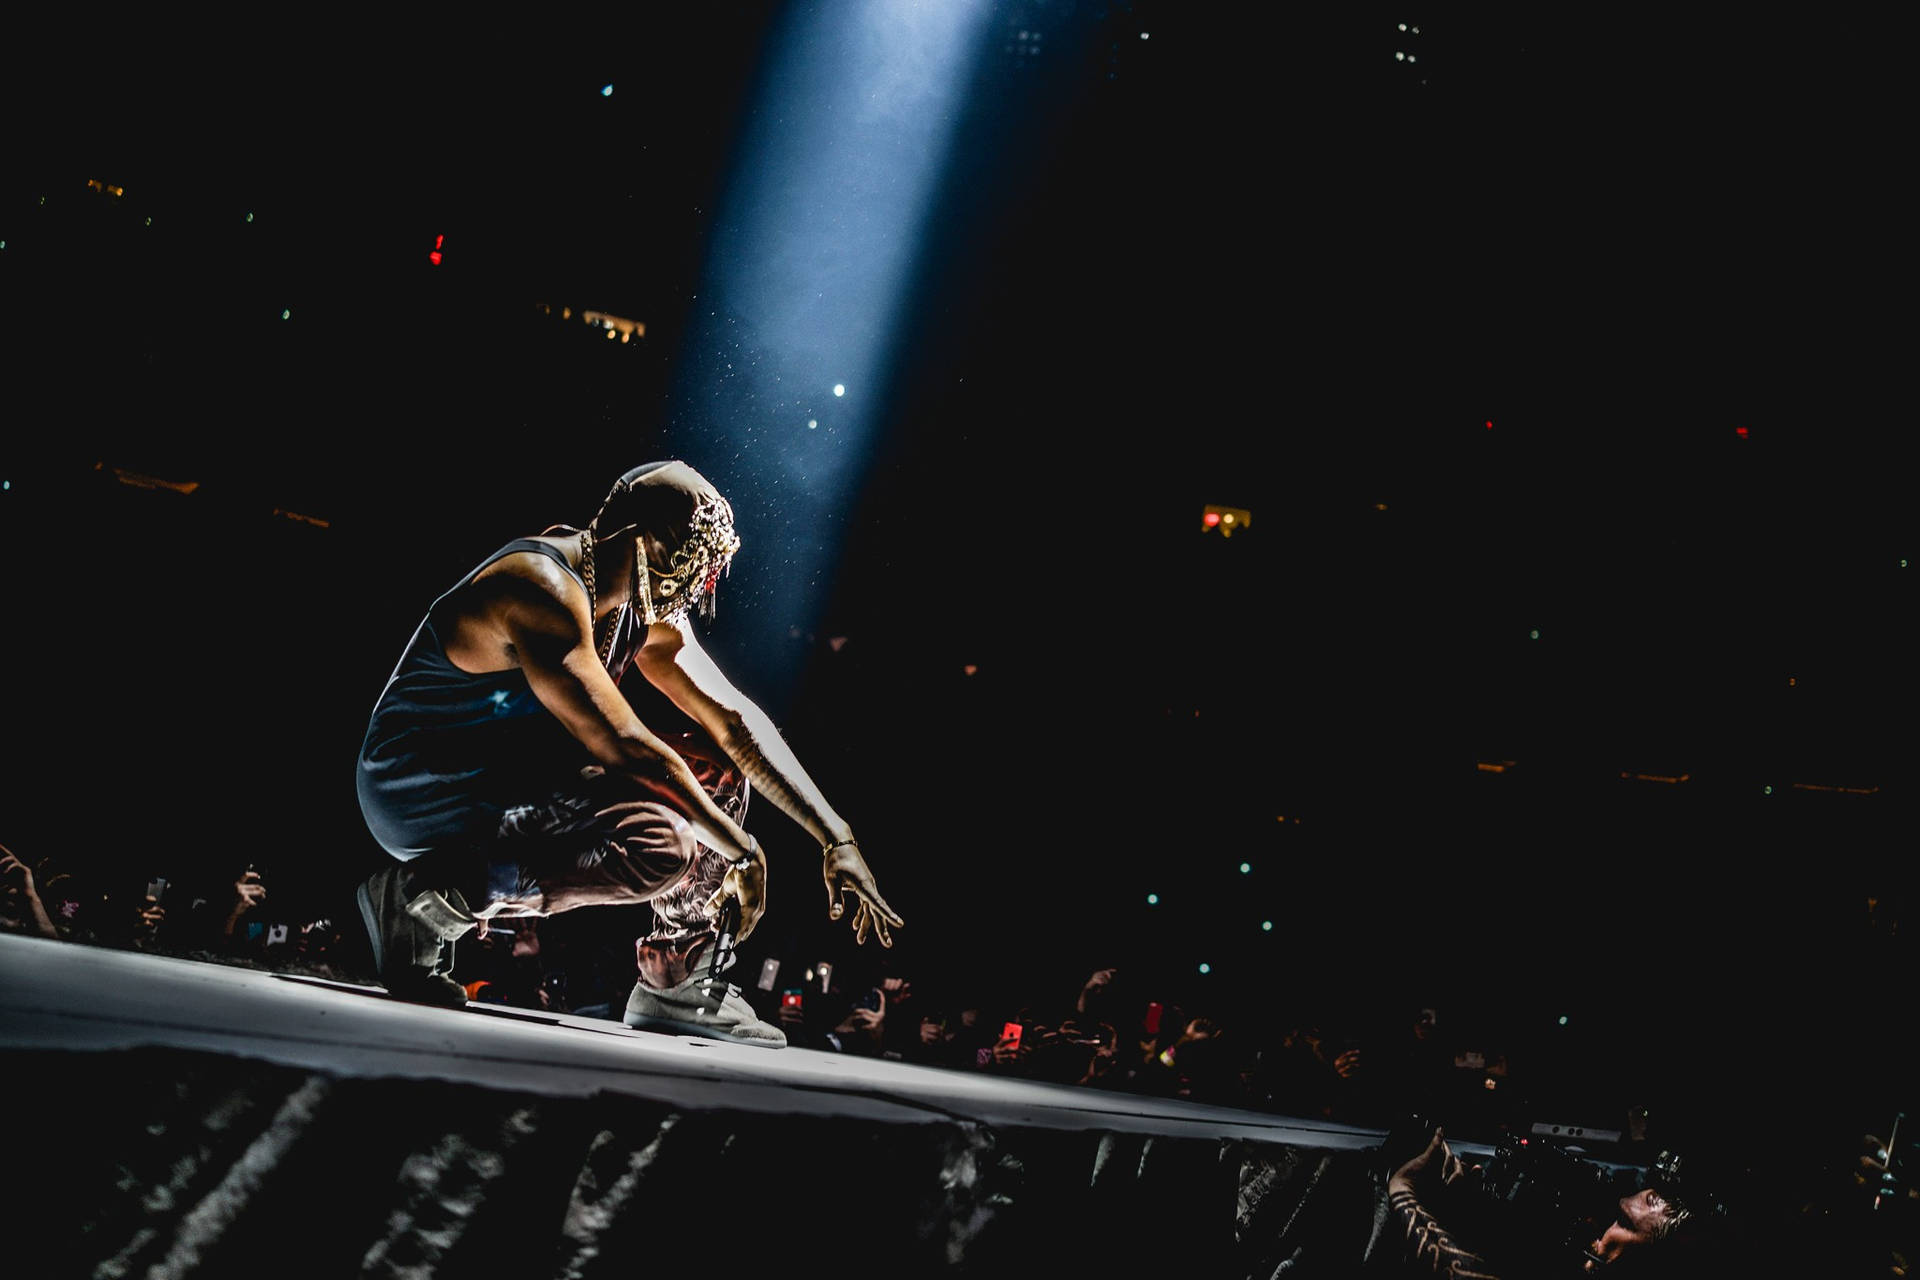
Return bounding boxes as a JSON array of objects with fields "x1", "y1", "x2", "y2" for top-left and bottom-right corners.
[{"x1": 644, "y1": 495, "x2": 740, "y2": 625}]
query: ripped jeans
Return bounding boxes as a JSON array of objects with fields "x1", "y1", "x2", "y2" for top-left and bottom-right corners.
[{"x1": 488, "y1": 730, "x2": 749, "y2": 991}]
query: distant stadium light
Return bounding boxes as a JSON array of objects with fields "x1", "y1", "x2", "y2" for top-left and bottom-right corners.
[{"x1": 1202, "y1": 504, "x2": 1251, "y2": 537}]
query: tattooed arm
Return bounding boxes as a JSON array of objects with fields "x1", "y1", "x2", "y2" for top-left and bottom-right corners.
[
  {"x1": 1387, "y1": 1128, "x2": 1505, "y2": 1280},
  {"x1": 1387, "y1": 1187, "x2": 1504, "y2": 1279}
]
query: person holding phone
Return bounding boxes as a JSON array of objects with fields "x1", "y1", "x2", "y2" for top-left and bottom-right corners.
[
  {"x1": 221, "y1": 866, "x2": 268, "y2": 942},
  {"x1": 353, "y1": 460, "x2": 903, "y2": 1046},
  {"x1": 826, "y1": 985, "x2": 889, "y2": 1056},
  {"x1": 131, "y1": 876, "x2": 168, "y2": 949}
]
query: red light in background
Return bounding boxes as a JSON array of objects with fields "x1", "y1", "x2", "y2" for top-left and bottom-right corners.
[
  {"x1": 1735, "y1": 426, "x2": 1749, "y2": 438},
  {"x1": 1485, "y1": 420, "x2": 1493, "y2": 430},
  {"x1": 429, "y1": 233, "x2": 445, "y2": 266},
  {"x1": 1201, "y1": 503, "x2": 1251, "y2": 537},
  {"x1": 428, "y1": 251, "x2": 442, "y2": 266}
]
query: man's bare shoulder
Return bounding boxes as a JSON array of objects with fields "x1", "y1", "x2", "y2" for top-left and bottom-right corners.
[
  {"x1": 470, "y1": 536, "x2": 580, "y2": 599},
  {"x1": 444, "y1": 538, "x2": 584, "y2": 671}
]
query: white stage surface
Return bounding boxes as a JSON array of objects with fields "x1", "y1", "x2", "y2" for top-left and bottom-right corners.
[
  {"x1": 2, "y1": 932, "x2": 1409, "y2": 1278},
  {"x1": 0, "y1": 932, "x2": 1384, "y2": 1148}
]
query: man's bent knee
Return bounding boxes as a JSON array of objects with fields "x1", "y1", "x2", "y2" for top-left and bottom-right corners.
[{"x1": 592, "y1": 799, "x2": 698, "y2": 898}]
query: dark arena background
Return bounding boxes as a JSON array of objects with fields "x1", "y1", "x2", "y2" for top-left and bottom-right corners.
[{"x1": 3, "y1": 6, "x2": 1912, "y2": 1277}]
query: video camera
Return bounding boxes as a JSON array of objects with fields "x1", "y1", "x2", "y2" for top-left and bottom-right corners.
[
  {"x1": 1476, "y1": 1133, "x2": 1641, "y2": 1267},
  {"x1": 1380, "y1": 1116, "x2": 1680, "y2": 1276}
]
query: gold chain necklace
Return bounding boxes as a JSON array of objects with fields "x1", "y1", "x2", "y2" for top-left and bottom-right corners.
[{"x1": 579, "y1": 530, "x2": 620, "y2": 669}]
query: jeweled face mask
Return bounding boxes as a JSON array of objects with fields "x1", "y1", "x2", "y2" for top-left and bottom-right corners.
[{"x1": 639, "y1": 494, "x2": 740, "y2": 625}]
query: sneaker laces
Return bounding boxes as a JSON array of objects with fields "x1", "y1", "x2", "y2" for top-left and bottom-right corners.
[
  {"x1": 708, "y1": 898, "x2": 740, "y2": 982},
  {"x1": 696, "y1": 976, "x2": 743, "y2": 1002}
]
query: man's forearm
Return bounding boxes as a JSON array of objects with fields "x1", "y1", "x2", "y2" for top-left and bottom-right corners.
[
  {"x1": 711, "y1": 709, "x2": 851, "y2": 847},
  {"x1": 1387, "y1": 1185, "x2": 1503, "y2": 1280},
  {"x1": 26, "y1": 891, "x2": 59, "y2": 939}
]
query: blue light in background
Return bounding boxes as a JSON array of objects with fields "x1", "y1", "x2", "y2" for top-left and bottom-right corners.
[{"x1": 660, "y1": 0, "x2": 996, "y2": 682}]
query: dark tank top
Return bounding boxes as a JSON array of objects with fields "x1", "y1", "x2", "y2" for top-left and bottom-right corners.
[{"x1": 355, "y1": 538, "x2": 645, "y2": 858}]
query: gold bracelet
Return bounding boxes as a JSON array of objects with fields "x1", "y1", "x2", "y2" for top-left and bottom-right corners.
[{"x1": 823, "y1": 837, "x2": 858, "y2": 856}]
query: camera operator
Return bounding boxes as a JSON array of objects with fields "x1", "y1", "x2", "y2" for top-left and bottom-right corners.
[{"x1": 1384, "y1": 1126, "x2": 1710, "y2": 1277}]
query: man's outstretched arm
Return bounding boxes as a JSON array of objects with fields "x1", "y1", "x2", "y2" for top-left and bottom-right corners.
[{"x1": 636, "y1": 617, "x2": 904, "y2": 946}]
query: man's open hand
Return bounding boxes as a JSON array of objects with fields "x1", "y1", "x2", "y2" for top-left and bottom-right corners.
[{"x1": 822, "y1": 841, "x2": 903, "y2": 947}]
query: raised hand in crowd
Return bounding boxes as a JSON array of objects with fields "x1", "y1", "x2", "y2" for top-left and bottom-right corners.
[
  {"x1": 990, "y1": 1018, "x2": 1033, "y2": 1073},
  {"x1": 830, "y1": 985, "x2": 888, "y2": 1056},
  {"x1": 133, "y1": 893, "x2": 167, "y2": 947},
  {"x1": 1076, "y1": 966, "x2": 1117, "y2": 1016},
  {"x1": 1066, "y1": 1017, "x2": 1121, "y2": 1089},
  {"x1": 1, "y1": 844, "x2": 59, "y2": 939},
  {"x1": 917, "y1": 1012, "x2": 947, "y2": 1056},
  {"x1": 222, "y1": 868, "x2": 268, "y2": 938},
  {"x1": 1161, "y1": 1016, "x2": 1220, "y2": 1067}
]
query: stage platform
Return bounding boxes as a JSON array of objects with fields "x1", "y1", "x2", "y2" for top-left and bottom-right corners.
[{"x1": 2, "y1": 933, "x2": 1403, "y2": 1278}]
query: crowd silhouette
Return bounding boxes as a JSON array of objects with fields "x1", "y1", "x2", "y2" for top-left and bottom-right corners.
[{"x1": 5, "y1": 832, "x2": 1914, "y2": 1276}]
